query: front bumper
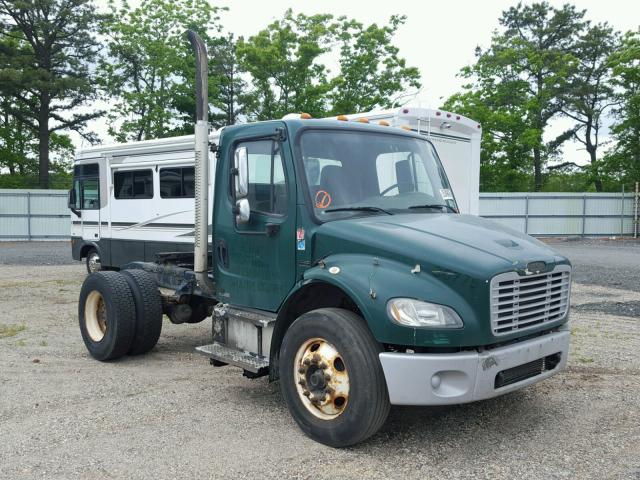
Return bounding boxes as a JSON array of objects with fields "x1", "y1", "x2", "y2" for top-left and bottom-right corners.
[{"x1": 379, "y1": 327, "x2": 570, "y2": 405}]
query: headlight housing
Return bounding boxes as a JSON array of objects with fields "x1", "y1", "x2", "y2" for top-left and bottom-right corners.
[{"x1": 387, "y1": 298, "x2": 463, "y2": 329}]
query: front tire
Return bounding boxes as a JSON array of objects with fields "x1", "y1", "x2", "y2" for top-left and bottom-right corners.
[
  {"x1": 86, "y1": 249, "x2": 102, "y2": 274},
  {"x1": 79, "y1": 271, "x2": 136, "y2": 361},
  {"x1": 279, "y1": 308, "x2": 390, "y2": 447}
]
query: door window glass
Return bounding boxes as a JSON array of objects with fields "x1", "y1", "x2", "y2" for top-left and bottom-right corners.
[
  {"x1": 82, "y1": 179, "x2": 100, "y2": 209},
  {"x1": 236, "y1": 140, "x2": 287, "y2": 215}
]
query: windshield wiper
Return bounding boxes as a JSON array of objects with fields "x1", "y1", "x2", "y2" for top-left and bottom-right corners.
[
  {"x1": 325, "y1": 206, "x2": 393, "y2": 215},
  {"x1": 408, "y1": 204, "x2": 458, "y2": 213}
]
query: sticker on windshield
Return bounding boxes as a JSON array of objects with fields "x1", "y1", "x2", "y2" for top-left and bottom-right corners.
[
  {"x1": 315, "y1": 190, "x2": 332, "y2": 209},
  {"x1": 440, "y1": 189, "x2": 454, "y2": 201}
]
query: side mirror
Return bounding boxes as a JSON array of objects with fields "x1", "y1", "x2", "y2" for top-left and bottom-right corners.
[
  {"x1": 235, "y1": 198, "x2": 250, "y2": 224},
  {"x1": 68, "y1": 188, "x2": 81, "y2": 217},
  {"x1": 68, "y1": 188, "x2": 77, "y2": 208},
  {"x1": 234, "y1": 146, "x2": 249, "y2": 198}
]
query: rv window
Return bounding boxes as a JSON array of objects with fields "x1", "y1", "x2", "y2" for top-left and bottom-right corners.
[
  {"x1": 82, "y1": 179, "x2": 100, "y2": 209},
  {"x1": 160, "y1": 167, "x2": 195, "y2": 198},
  {"x1": 235, "y1": 140, "x2": 286, "y2": 215},
  {"x1": 114, "y1": 169, "x2": 153, "y2": 199}
]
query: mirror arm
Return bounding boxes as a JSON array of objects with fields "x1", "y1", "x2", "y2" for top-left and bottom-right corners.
[{"x1": 70, "y1": 207, "x2": 81, "y2": 218}]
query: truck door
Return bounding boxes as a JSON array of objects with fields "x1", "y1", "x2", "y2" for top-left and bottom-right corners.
[
  {"x1": 71, "y1": 163, "x2": 101, "y2": 241},
  {"x1": 214, "y1": 124, "x2": 296, "y2": 312}
]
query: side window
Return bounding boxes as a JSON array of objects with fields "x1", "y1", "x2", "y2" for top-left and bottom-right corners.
[
  {"x1": 160, "y1": 167, "x2": 195, "y2": 198},
  {"x1": 237, "y1": 140, "x2": 287, "y2": 215},
  {"x1": 114, "y1": 169, "x2": 153, "y2": 199}
]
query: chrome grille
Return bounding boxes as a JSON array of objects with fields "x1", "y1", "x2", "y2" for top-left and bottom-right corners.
[{"x1": 490, "y1": 265, "x2": 571, "y2": 336}]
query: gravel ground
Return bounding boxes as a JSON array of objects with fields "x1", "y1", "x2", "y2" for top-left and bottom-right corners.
[
  {"x1": 0, "y1": 240, "x2": 639, "y2": 479},
  {"x1": 0, "y1": 241, "x2": 74, "y2": 266}
]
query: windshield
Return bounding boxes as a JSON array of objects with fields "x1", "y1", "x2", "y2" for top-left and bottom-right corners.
[{"x1": 299, "y1": 130, "x2": 457, "y2": 220}]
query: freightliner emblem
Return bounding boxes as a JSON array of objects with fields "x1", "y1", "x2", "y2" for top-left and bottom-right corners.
[{"x1": 525, "y1": 261, "x2": 546, "y2": 275}]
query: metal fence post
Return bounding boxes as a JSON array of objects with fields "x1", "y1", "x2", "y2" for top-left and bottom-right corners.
[
  {"x1": 26, "y1": 192, "x2": 32, "y2": 241},
  {"x1": 621, "y1": 185, "x2": 625, "y2": 237},
  {"x1": 635, "y1": 182, "x2": 639, "y2": 239},
  {"x1": 582, "y1": 194, "x2": 587, "y2": 237},
  {"x1": 524, "y1": 195, "x2": 529, "y2": 234}
]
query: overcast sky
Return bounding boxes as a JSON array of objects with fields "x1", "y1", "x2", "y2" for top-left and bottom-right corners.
[{"x1": 81, "y1": 0, "x2": 639, "y2": 165}]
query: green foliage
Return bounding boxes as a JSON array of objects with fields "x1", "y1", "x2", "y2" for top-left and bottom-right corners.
[
  {"x1": 0, "y1": 0, "x2": 103, "y2": 188},
  {"x1": 237, "y1": 10, "x2": 421, "y2": 120},
  {"x1": 560, "y1": 23, "x2": 619, "y2": 191},
  {"x1": 328, "y1": 15, "x2": 420, "y2": 115},
  {"x1": 605, "y1": 30, "x2": 640, "y2": 188},
  {"x1": 447, "y1": 2, "x2": 587, "y2": 191},
  {"x1": 208, "y1": 33, "x2": 247, "y2": 128},
  {"x1": 237, "y1": 10, "x2": 334, "y2": 120},
  {"x1": 100, "y1": 0, "x2": 224, "y2": 141}
]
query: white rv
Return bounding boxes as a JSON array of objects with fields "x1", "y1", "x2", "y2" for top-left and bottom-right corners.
[
  {"x1": 69, "y1": 133, "x2": 218, "y2": 272},
  {"x1": 328, "y1": 108, "x2": 482, "y2": 216},
  {"x1": 69, "y1": 107, "x2": 480, "y2": 272}
]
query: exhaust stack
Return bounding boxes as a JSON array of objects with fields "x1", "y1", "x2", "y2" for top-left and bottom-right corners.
[{"x1": 187, "y1": 30, "x2": 214, "y2": 294}]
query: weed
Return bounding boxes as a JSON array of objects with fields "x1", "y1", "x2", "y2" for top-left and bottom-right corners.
[{"x1": 0, "y1": 323, "x2": 26, "y2": 338}]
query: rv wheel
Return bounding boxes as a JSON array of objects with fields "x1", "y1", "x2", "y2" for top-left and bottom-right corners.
[
  {"x1": 86, "y1": 249, "x2": 102, "y2": 274},
  {"x1": 78, "y1": 271, "x2": 136, "y2": 361},
  {"x1": 279, "y1": 308, "x2": 390, "y2": 447},
  {"x1": 122, "y1": 269, "x2": 163, "y2": 355}
]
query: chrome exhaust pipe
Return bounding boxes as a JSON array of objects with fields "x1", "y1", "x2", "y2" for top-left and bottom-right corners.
[{"x1": 187, "y1": 30, "x2": 214, "y2": 295}]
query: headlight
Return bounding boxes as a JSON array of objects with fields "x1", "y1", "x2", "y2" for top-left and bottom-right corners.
[{"x1": 387, "y1": 298, "x2": 463, "y2": 329}]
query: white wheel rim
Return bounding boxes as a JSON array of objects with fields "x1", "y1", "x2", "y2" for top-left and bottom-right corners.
[
  {"x1": 85, "y1": 290, "x2": 107, "y2": 342},
  {"x1": 88, "y1": 253, "x2": 101, "y2": 272},
  {"x1": 294, "y1": 337, "x2": 350, "y2": 420}
]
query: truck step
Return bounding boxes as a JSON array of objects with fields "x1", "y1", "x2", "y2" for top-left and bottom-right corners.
[{"x1": 195, "y1": 342, "x2": 269, "y2": 375}]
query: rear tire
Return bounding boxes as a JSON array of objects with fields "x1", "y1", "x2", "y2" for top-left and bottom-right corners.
[
  {"x1": 79, "y1": 271, "x2": 136, "y2": 361},
  {"x1": 122, "y1": 269, "x2": 164, "y2": 355},
  {"x1": 279, "y1": 308, "x2": 390, "y2": 447},
  {"x1": 86, "y1": 249, "x2": 102, "y2": 274}
]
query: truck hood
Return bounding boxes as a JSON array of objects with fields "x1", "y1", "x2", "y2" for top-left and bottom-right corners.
[{"x1": 314, "y1": 213, "x2": 566, "y2": 279}]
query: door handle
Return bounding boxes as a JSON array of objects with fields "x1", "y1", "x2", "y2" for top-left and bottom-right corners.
[
  {"x1": 265, "y1": 223, "x2": 280, "y2": 237},
  {"x1": 216, "y1": 239, "x2": 229, "y2": 268}
]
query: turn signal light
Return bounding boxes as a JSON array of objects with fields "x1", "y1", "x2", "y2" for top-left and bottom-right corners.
[
  {"x1": 378, "y1": 120, "x2": 390, "y2": 126},
  {"x1": 356, "y1": 118, "x2": 369, "y2": 123},
  {"x1": 336, "y1": 115, "x2": 348, "y2": 121},
  {"x1": 300, "y1": 112, "x2": 312, "y2": 119},
  {"x1": 400, "y1": 125, "x2": 411, "y2": 131}
]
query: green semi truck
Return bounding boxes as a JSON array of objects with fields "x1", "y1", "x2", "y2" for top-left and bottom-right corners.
[{"x1": 76, "y1": 32, "x2": 571, "y2": 447}]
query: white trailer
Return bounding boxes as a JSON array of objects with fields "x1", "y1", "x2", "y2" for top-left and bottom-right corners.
[
  {"x1": 69, "y1": 133, "x2": 218, "y2": 272},
  {"x1": 328, "y1": 108, "x2": 482, "y2": 215}
]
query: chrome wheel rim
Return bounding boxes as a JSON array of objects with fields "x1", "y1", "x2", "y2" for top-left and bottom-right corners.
[
  {"x1": 294, "y1": 337, "x2": 349, "y2": 420},
  {"x1": 85, "y1": 290, "x2": 107, "y2": 342},
  {"x1": 88, "y1": 253, "x2": 101, "y2": 273}
]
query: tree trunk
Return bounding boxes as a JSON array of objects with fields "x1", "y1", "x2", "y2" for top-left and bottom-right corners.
[
  {"x1": 38, "y1": 98, "x2": 50, "y2": 189},
  {"x1": 533, "y1": 146, "x2": 543, "y2": 192},
  {"x1": 589, "y1": 148, "x2": 603, "y2": 192}
]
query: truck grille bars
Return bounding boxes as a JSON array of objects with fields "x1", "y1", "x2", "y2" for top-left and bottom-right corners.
[{"x1": 490, "y1": 265, "x2": 571, "y2": 336}]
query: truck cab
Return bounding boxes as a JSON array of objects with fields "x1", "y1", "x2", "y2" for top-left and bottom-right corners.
[{"x1": 76, "y1": 33, "x2": 571, "y2": 448}]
